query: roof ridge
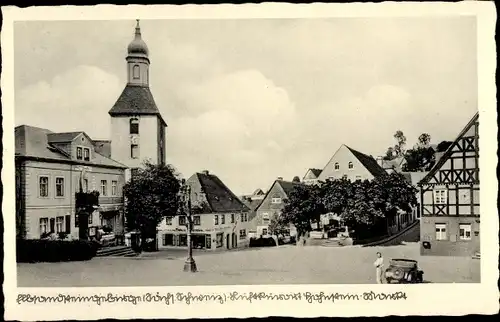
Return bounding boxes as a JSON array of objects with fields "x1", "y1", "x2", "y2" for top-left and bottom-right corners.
[
  {"x1": 193, "y1": 173, "x2": 214, "y2": 212},
  {"x1": 346, "y1": 145, "x2": 386, "y2": 177},
  {"x1": 419, "y1": 112, "x2": 479, "y2": 185},
  {"x1": 210, "y1": 174, "x2": 250, "y2": 212}
]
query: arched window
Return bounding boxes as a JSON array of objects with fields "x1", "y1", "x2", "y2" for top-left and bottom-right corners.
[
  {"x1": 133, "y1": 65, "x2": 140, "y2": 79},
  {"x1": 130, "y1": 118, "x2": 139, "y2": 134},
  {"x1": 334, "y1": 162, "x2": 340, "y2": 170},
  {"x1": 348, "y1": 162, "x2": 354, "y2": 169}
]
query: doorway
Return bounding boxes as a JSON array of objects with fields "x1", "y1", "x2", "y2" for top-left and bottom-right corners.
[
  {"x1": 232, "y1": 233, "x2": 237, "y2": 248},
  {"x1": 226, "y1": 234, "x2": 230, "y2": 249}
]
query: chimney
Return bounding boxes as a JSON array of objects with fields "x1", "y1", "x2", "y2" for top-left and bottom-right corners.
[
  {"x1": 376, "y1": 156, "x2": 384, "y2": 167},
  {"x1": 277, "y1": 176, "x2": 283, "y2": 181},
  {"x1": 202, "y1": 170, "x2": 210, "y2": 175}
]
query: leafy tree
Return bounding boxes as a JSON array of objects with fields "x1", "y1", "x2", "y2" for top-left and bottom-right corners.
[
  {"x1": 268, "y1": 215, "x2": 288, "y2": 236},
  {"x1": 320, "y1": 177, "x2": 353, "y2": 216},
  {"x1": 437, "y1": 140, "x2": 453, "y2": 152},
  {"x1": 372, "y1": 172, "x2": 417, "y2": 233},
  {"x1": 403, "y1": 146, "x2": 435, "y2": 172},
  {"x1": 292, "y1": 176, "x2": 301, "y2": 183},
  {"x1": 319, "y1": 174, "x2": 417, "y2": 239},
  {"x1": 418, "y1": 133, "x2": 431, "y2": 147},
  {"x1": 402, "y1": 133, "x2": 435, "y2": 172},
  {"x1": 384, "y1": 130, "x2": 407, "y2": 160},
  {"x1": 383, "y1": 147, "x2": 395, "y2": 160},
  {"x1": 280, "y1": 184, "x2": 324, "y2": 240},
  {"x1": 123, "y1": 161, "x2": 181, "y2": 251}
]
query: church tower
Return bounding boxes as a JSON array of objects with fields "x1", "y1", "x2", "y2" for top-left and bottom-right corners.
[{"x1": 109, "y1": 20, "x2": 167, "y2": 179}]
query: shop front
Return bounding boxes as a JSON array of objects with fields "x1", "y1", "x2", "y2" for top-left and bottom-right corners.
[{"x1": 158, "y1": 227, "x2": 239, "y2": 251}]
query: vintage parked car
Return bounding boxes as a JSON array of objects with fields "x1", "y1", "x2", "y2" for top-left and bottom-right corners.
[{"x1": 385, "y1": 258, "x2": 424, "y2": 284}]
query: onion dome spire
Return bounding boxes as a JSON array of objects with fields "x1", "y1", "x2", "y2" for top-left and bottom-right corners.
[{"x1": 127, "y1": 19, "x2": 149, "y2": 57}]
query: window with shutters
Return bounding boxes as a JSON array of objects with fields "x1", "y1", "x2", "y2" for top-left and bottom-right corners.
[
  {"x1": 56, "y1": 216, "x2": 64, "y2": 233},
  {"x1": 39, "y1": 218, "x2": 49, "y2": 235}
]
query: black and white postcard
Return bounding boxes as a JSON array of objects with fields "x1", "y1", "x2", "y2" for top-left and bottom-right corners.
[{"x1": 2, "y1": 2, "x2": 498, "y2": 320}]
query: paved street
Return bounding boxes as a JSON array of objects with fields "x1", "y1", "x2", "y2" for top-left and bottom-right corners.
[{"x1": 17, "y1": 243, "x2": 480, "y2": 287}]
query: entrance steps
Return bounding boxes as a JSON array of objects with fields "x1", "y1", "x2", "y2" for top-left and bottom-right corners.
[
  {"x1": 321, "y1": 238, "x2": 342, "y2": 247},
  {"x1": 96, "y1": 245, "x2": 138, "y2": 258}
]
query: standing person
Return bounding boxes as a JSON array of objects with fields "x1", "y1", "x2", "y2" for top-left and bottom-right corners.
[{"x1": 373, "y1": 252, "x2": 384, "y2": 284}]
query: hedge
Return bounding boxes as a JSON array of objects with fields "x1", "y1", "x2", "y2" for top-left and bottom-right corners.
[
  {"x1": 16, "y1": 239, "x2": 100, "y2": 263},
  {"x1": 249, "y1": 237, "x2": 277, "y2": 248}
]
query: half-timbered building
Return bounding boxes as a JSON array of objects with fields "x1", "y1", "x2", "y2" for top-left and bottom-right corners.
[{"x1": 418, "y1": 112, "x2": 479, "y2": 257}]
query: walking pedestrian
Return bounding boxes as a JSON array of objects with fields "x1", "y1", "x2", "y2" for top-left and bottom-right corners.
[{"x1": 373, "y1": 252, "x2": 384, "y2": 284}]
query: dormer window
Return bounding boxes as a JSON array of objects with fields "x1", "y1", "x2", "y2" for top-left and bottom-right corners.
[
  {"x1": 334, "y1": 162, "x2": 339, "y2": 170},
  {"x1": 76, "y1": 147, "x2": 83, "y2": 160},
  {"x1": 83, "y1": 148, "x2": 90, "y2": 161},
  {"x1": 348, "y1": 162, "x2": 353, "y2": 169},
  {"x1": 130, "y1": 118, "x2": 139, "y2": 134}
]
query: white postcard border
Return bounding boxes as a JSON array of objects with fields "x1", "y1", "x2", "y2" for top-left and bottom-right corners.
[{"x1": 2, "y1": 2, "x2": 498, "y2": 320}]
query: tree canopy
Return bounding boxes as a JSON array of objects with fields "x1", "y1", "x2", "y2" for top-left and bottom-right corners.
[
  {"x1": 279, "y1": 184, "x2": 324, "y2": 237},
  {"x1": 279, "y1": 173, "x2": 417, "y2": 240},
  {"x1": 384, "y1": 130, "x2": 407, "y2": 160},
  {"x1": 123, "y1": 161, "x2": 181, "y2": 242}
]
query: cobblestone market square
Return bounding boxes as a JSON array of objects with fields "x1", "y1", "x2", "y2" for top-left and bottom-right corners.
[{"x1": 17, "y1": 243, "x2": 480, "y2": 287}]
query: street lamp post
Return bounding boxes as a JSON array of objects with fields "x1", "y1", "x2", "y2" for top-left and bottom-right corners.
[{"x1": 183, "y1": 183, "x2": 197, "y2": 273}]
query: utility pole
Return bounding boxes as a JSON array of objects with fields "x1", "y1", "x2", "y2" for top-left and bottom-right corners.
[{"x1": 183, "y1": 181, "x2": 197, "y2": 273}]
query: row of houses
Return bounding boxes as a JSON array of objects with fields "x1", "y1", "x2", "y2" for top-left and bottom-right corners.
[
  {"x1": 14, "y1": 20, "x2": 480, "y2": 257},
  {"x1": 248, "y1": 112, "x2": 480, "y2": 257},
  {"x1": 250, "y1": 144, "x2": 423, "y2": 239}
]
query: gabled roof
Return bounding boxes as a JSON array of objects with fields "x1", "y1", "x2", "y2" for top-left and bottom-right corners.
[
  {"x1": 108, "y1": 85, "x2": 167, "y2": 126},
  {"x1": 419, "y1": 112, "x2": 479, "y2": 186},
  {"x1": 304, "y1": 168, "x2": 322, "y2": 179},
  {"x1": 187, "y1": 172, "x2": 250, "y2": 214},
  {"x1": 241, "y1": 198, "x2": 262, "y2": 212},
  {"x1": 253, "y1": 188, "x2": 265, "y2": 196},
  {"x1": 345, "y1": 145, "x2": 387, "y2": 178},
  {"x1": 15, "y1": 125, "x2": 127, "y2": 169},
  {"x1": 276, "y1": 180, "x2": 303, "y2": 196},
  {"x1": 255, "y1": 179, "x2": 303, "y2": 211}
]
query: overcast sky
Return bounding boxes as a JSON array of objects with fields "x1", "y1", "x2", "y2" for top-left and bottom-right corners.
[{"x1": 14, "y1": 17, "x2": 477, "y2": 195}]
